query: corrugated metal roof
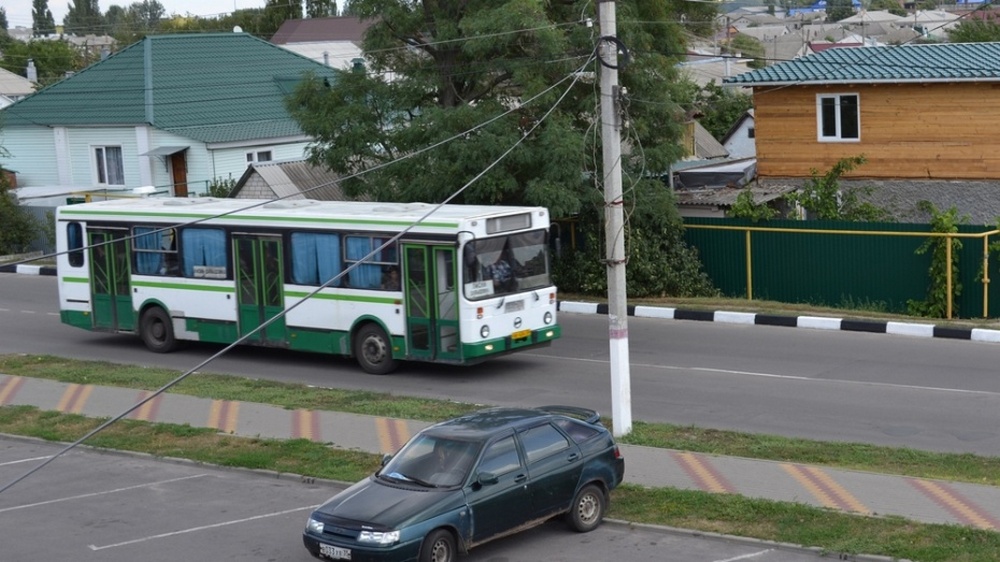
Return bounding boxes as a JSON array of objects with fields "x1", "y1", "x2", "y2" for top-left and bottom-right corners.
[
  {"x1": 232, "y1": 159, "x2": 368, "y2": 201},
  {"x1": 724, "y1": 42, "x2": 1000, "y2": 86},
  {"x1": 1, "y1": 33, "x2": 340, "y2": 144},
  {"x1": 270, "y1": 16, "x2": 370, "y2": 44}
]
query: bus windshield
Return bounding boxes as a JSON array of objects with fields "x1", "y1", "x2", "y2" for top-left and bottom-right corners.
[{"x1": 462, "y1": 229, "x2": 550, "y2": 300}]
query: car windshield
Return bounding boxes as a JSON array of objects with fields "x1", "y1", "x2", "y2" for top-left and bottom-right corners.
[{"x1": 379, "y1": 435, "x2": 481, "y2": 488}]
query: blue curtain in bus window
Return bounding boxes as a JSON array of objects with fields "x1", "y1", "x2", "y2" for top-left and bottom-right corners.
[
  {"x1": 134, "y1": 227, "x2": 164, "y2": 275},
  {"x1": 68, "y1": 222, "x2": 84, "y2": 267},
  {"x1": 181, "y1": 228, "x2": 227, "y2": 277},
  {"x1": 346, "y1": 237, "x2": 380, "y2": 289},
  {"x1": 291, "y1": 233, "x2": 341, "y2": 287}
]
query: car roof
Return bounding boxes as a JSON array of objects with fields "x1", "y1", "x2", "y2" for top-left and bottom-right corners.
[{"x1": 423, "y1": 406, "x2": 602, "y2": 441}]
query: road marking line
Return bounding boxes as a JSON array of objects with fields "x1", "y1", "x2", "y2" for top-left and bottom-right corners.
[
  {"x1": 88, "y1": 504, "x2": 319, "y2": 551},
  {"x1": 714, "y1": 550, "x2": 774, "y2": 562},
  {"x1": 910, "y1": 479, "x2": 1000, "y2": 530},
  {"x1": 782, "y1": 464, "x2": 869, "y2": 514},
  {"x1": 671, "y1": 451, "x2": 735, "y2": 493},
  {"x1": 0, "y1": 474, "x2": 208, "y2": 514},
  {"x1": 0, "y1": 455, "x2": 52, "y2": 467},
  {"x1": 0, "y1": 376, "x2": 24, "y2": 405},
  {"x1": 55, "y1": 383, "x2": 93, "y2": 414},
  {"x1": 375, "y1": 418, "x2": 410, "y2": 454}
]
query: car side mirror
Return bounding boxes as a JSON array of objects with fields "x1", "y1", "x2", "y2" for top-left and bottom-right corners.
[
  {"x1": 381, "y1": 454, "x2": 393, "y2": 466},
  {"x1": 476, "y1": 472, "x2": 499, "y2": 486}
]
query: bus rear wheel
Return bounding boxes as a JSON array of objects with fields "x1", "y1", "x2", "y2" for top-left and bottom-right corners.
[
  {"x1": 354, "y1": 323, "x2": 398, "y2": 375},
  {"x1": 140, "y1": 307, "x2": 178, "y2": 353}
]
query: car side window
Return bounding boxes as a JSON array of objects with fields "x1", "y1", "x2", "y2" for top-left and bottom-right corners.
[
  {"x1": 520, "y1": 423, "x2": 570, "y2": 463},
  {"x1": 553, "y1": 418, "x2": 601, "y2": 443},
  {"x1": 478, "y1": 435, "x2": 521, "y2": 475}
]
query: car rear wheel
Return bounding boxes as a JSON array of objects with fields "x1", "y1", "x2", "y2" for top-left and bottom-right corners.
[
  {"x1": 353, "y1": 323, "x2": 398, "y2": 375},
  {"x1": 139, "y1": 307, "x2": 178, "y2": 353},
  {"x1": 419, "y1": 529, "x2": 455, "y2": 562},
  {"x1": 568, "y1": 484, "x2": 606, "y2": 533}
]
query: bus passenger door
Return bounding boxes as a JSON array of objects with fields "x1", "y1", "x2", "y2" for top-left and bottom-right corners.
[
  {"x1": 89, "y1": 228, "x2": 134, "y2": 332},
  {"x1": 233, "y1": 234, "x2": 287, "y2": 346},
  {"x1": 402, "y1": 244, "x2": 460, "y2": 361}
]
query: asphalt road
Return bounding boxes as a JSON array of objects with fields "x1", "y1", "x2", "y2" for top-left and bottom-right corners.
[
  {"x1": 3, "y1": 273, "x2": 1000, "y2": 456},
  {"x1": 0, "y1": 437, "x2": 858, "y2": 562}
]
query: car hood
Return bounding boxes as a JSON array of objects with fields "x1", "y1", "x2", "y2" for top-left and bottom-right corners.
[{"x1": 315, "y1": 476, "x2": 464, "y2": 528}]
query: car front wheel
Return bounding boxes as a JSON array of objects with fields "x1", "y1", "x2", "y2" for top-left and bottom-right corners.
[
  {"x1": 568, "y1": 484, "x2": 606, "y2": 533},
  {"x1": 419, "y1": 529, "x2": 455, "y2": 562}
]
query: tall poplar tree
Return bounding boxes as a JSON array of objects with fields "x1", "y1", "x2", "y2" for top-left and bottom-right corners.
[
  {"x1": 306, "y1": 0, "x2": 338, "y2": 18},
  {"x1": 65, "y1": 0, "x2": 105, "y2": 35},
  {"x1": 32, "y1": 0, "x2": 57, "y2": 36}
]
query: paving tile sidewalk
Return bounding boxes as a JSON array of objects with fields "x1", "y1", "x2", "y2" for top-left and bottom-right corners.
[{"x1": 3, "y1": 373, "x2": 1000, "y2": 532}]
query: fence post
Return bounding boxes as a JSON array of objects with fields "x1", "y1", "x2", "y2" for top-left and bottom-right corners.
[{"x1": 745, "y1": 229, "x2": 753, "y2": 300}]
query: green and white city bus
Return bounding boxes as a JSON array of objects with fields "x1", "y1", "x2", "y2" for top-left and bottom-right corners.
[{"x1": 55, "y1": 198, "x2": 560, "y2": 374}]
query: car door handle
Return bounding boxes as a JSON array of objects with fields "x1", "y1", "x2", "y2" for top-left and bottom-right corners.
[
  {"x1": 567, "y1": 453, "x2": 579, "y2": 462},
  {"x1": 515, "y1": 474, "x2": 527, "y2": 483}
]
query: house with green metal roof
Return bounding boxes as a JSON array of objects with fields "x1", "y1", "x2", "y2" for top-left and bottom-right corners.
[
  {"x1": 0, "y1": 32, "x2": 340, "y2": 199},
  {"x1": 722, "y1": 42, "x2": 1000, "y2": 223},
  {"x1": 723, "y1": 42, "x2": 1000, "y2": 183}
]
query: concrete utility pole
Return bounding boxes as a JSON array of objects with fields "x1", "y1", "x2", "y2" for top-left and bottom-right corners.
[{"x1": 598, "y1": 0, "x2": 632, "y2": 437}]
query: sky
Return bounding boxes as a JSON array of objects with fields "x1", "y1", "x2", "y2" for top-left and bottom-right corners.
[{"x1": 4, "y1": 0, "x2": 268, "y2": 30}]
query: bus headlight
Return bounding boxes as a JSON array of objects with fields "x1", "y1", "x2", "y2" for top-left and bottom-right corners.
[
  {"x1": 480, "y1": 325, "x2": 490, "y2": 338},
  {"x1": 544, "y1": 312, "x2": 553, "y2": 325}
]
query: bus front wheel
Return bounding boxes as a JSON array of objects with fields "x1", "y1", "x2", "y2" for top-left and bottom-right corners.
[
  {"x1": 140, "y1": 307, "x2": 178, "y2": 353},
  {"x1": 354, "y1": 324, "x2": 398, "y2": 375}
]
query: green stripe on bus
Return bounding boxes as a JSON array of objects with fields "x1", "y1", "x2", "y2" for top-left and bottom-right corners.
[
  {"x1": 131, "y1": 280, "x2": 235, "y2": 293},
  {"x1": 284, "y1": 291, "x2": 399, "y2": 304},
  {"x1": 59, "y1": 209, "x2": 459, "y2": 229},
  {"x1": 61, "y1": 276, "x2": 90, "y2": 284}
]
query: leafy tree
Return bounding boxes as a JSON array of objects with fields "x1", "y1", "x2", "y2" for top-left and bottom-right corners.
[
  {"x1": 907, "y1": 201, "x2": 966, "y2": 318},
  {"x1": 65, "y1": 0, "x2": 106, "y2": 35},
  {"x1": 0, "y1": 39, "x2": 80, "y2": 86},
  {"x1": 786, "y1": 155, "x2": 892, "y2": 221},
  {"x1": 867, "y1": 0, "x2": 906, "y2": 17},
  {"x1": 105, "y1": 0, "x2": 164, "y2": 44},
  {"x1": 948, "y1": 18, "x2": 1000, "y2": 43},
  {"x1": 0, "y1": 170, "x2": 41, "y2": 256},
  {"x1": 728, "y1": 190, "x2": 778, "y2": 221},
  {"x1": 32, "y1": 0, "x2": 57, "y2": 36},
  {"x1": 728, "y1": 34, "x2": 765, "y2": 69},
  {"x1": 307, "y1": 0, "x2": 338, "y2": 18},
  {"x1": 693, "y1": 82, "x2": 752, "y2": 142},
  {"x1": 286, "y1": 0, "x2": 717, "y2": 298},
  {"x1": 0, "y1": 8, "x2": 9, "y2": 33},
  {"x1": 825, "y1": 0, "x2": 854, "y2": 22}
]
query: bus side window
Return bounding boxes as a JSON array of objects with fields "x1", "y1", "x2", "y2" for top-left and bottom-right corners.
[
  {"x1": 290, "y1": 232, "x2": 342, "y2": 287},
  {"x1": 181, "y1": 228, "x2": 227, "y2": 278},
  {"x1": 67, "y1": 222, "x2": 84, "y2": 267}
]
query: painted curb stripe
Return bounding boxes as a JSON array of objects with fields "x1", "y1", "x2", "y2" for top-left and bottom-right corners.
[
  {"x1": 375, "y1": 418, "x2": 410, "y2": 454},
  {"x1": 207, "y1": 400, "x2": 239, "y2": 433},
  {"x1": 671, "y1": 451, "x2": 735, "y2": 493},
  {"x1": 56, "y1": 384, "x2": 93, "y2": 414},
  {"x1": 910, "y1": 479, "x2": 1000, "y2": 530},
  {"x1": 292, "y1": 409, "x2": 320, "y2": 441},
  {"x1": 129, "y1": 391, "x2": 162, "y2": 422},
  {"x1": 782, "y1": 464, "x2": 869, "y2": 514},
  {"x1": 0, "y1": 376, "x2": 24, "y2": 405}
]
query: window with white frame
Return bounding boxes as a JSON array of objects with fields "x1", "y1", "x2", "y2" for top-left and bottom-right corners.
[
  {"x1": 94, "y1": 146, "x2": 125, "y2": 185},
  {"x1": 816, "y1": 94, "x2": 859, "y2": 142},
  {"x1": 246, "y1": 150, "x2": 273, "y2": 164}
]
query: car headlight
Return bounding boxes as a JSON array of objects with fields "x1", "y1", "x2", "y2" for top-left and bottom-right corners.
[
  {"x1": 358, "y1": 530, "x2": 400, "y2": 545},
  {"x1": 306, "y1": 518, "x2": 324, "y2": 534},
  {"x1": 480, "y1": 325, "x2": 490, "y2": 338}
]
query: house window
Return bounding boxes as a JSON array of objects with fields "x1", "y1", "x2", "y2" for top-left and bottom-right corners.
[
  {"x1": 748, "y1": 127, "x2": 755, "y2": 139},
  {"x1": 817, "y1": 94, "x2": 859, "y2": 142},
  {"x1": 246, "y1": 150, "x2": 273, "y2": 164},
  {"x1": 94, "y1": 146, "x2": 125, "y2": 185}
]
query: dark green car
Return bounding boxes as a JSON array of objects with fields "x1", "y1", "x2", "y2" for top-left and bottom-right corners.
[{"x1": 302, "y1": 405, "x2": 625, "y2": 562}]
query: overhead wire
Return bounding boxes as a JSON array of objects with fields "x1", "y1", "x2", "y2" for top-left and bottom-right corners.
[{"x1": 0, "y1": 50, "x2": 597, "y2": 497}]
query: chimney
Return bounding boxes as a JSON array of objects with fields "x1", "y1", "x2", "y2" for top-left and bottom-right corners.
[
  {"x1": 351, "y1": 58, "x2": 365, "y2": 73},
  {"x1": 323, "y1": 51, "x2": 330, "y2": 66},
  {"x1": 26, "y1": 59, "x2": 38, "y2": 83}
]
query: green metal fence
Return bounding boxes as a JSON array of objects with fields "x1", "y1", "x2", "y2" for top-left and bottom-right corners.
[{"x1": 683, "y1": 218, "x2": 1000, "y2": 319}]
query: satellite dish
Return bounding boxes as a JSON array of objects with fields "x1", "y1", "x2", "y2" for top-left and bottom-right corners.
[{"x1": 233, "y1": 25, "x2": 243, "y2": 33}]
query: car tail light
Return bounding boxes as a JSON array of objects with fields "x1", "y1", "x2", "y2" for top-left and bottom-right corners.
[{"x1": 613, "y1": 445, "x2": 622, "y2": 459}]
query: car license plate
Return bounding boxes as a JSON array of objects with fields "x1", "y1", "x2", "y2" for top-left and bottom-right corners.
[
  {"x1": 320, "y1": 544, "x2": 351, "y2": 560},
  {"x1": 512, "y1": 329, "x2": 531, "y2": 340},
  {"x1": 504, "y1": 299, "x2": 525, "y2": 312}
]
